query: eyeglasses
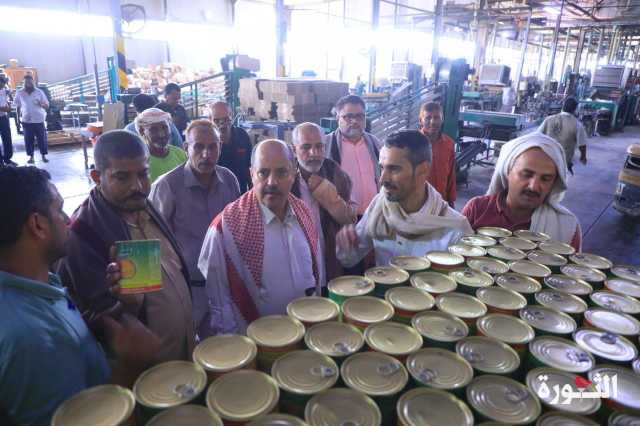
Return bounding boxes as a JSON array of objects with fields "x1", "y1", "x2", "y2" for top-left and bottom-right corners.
[{"x1": 340, "y1": 113, "x2": 365, "y2": 122}]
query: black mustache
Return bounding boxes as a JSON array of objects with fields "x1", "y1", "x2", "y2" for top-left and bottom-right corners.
[
  {"x1": 522, "y1": 190, "x2": 541, "y2": 198},
  {"x1": 128, "y1": 193, "x2": 147, "y2": 200},
  {"x1": 263, "y1": 187, "x2": 280, "y2": 195}
]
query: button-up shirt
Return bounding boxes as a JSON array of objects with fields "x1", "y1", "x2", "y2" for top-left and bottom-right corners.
[
  {"x1": 298, "y1": 178, "x2": 326, "y2": 287},
  {"x1": 426, "y1": 132, "x2": 457, "y2": 204},
  {"x1": 0, "y1": 272, "x2": 110, "y2": 426},
  {"x1": 340, "y1": 137, "x2": 378, "y2": 215},
  {"x1": 14, "y1": 87, "x2": 48, "y2": 123}
]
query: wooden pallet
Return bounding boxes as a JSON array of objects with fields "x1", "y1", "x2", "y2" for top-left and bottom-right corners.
[{"x1": 47, "y1": 130, "x2": 84, "y2": 146}]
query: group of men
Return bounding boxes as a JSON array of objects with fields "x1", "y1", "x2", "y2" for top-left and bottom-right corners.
[{"x1": 0, "y1": 91, "x2": 585, "y2": 425}]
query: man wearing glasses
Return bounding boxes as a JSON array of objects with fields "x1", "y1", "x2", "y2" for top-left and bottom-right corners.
[{"x1": 209, "y1": 101, "x2": 253, "y2": 192}]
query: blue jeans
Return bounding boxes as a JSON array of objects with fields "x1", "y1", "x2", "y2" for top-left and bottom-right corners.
[
  {"x1": 0, "y1": 116, "x2": 12, "y2": 161},
  {"x1": 22, "y1": 122, "x2": 48, "y2": 156}
]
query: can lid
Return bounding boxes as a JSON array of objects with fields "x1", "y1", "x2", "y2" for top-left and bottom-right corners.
[
  {"x1": 589, "y1": 365, "x2": 640, "y2": 411},
  {"x1": 397, "y1": 388, "x2": 474, "y2": 426},
  {"x1": 513, "y1": 229, "x2": 551, "y2": 242},
  {"x1": 527, "y1": 251, "x2": 568, "y2": 268},
  {"x1": 448, "y1": 243, "x2": 487, "y2": 258},
  {"x1": 496, "y1": 273, "x2": 542, "y2": 294},
  {"x1": 247, "y1": 315, "x2": 306, "y2": 348},
  {"x1": 342, "y1": 296, "x2": 394, "y2": 324},
  {"x1": 365, "y1": 266, "x2": 410, "y2": 285},
  {"x1": 389, "y1": 256, "x2": 431, "y2": 272},
  {"x1": 460, "y1": 235, "x2": 497, "y2": 247},
  {"x1": 206, "y1": 370, "x2": 279, "y2": 422},
  {"x1": 410, "y1": 271, "x2": 457, "y2": 294},
  {"x1": 455, "y1": 336, "x2": 520, "y2": 375},
  {"x1": 561, "y1": 265, "x2": 607, "y2": 283},
  {"x1": 340, "y1": 351, "x2": 408, "y2": 396},
  {"x1": 385, "y1": 286, "x2": 435, "y2": 312},
  {"x1": 304, "y1": 388, "x2": 381, "y2": 426},
  {"x1": 573, "y1": 328, "x2": 638, "y2": 362},
  {"x1": 287, "y1": 296, "x2": 340, "y2": 324},
  {"x1": 52, "y1": 385, "x2": 136, "y2": 426},
  {"x1": 487, "y1": 245, "x2": 527, "y2": 261},
  {"x1": 364, "y1": 321, "x2": 423, "y2": 356},
  {"x1": 327, "y1": 275, "x2": 375, "y2": 297},
  {"x1": 468, "y1": 257, "x2": 510, "y2": 275},
  {"x1": 538, "y1": 240, "x2": 576, "y2": 256},
  {"x1": 536, "y1": 412, "x2": 600, "y2": 426},
  {"x1": 529, "y1": 336, "x2": 594, "y2": 374},
  {"x1": 544, "y1": 275, "x2": 592, "y2": 296},
  {"x1": 526, "y1": 368, "x2": 601, "y2": 415},
  {"x1": 437, "y1": 293, "x2": 488, "y2": 319},
  {"x1": 426, "y1": 251, "x2": 465, "y2": 266},
  {"x1": 477, "y1": 227, "x2": 512, "y2": 238},
  {"x1": 608, "y1": 412, "x2": 640, "y2": 426},
  {"x1": 535, "y1": 290, "x2": 588, "y2": 315},
  {"x1": 305, "y1": 321, "x2": 365, "y2": 357},
  {"x1": 476, "y1": 286, "x2": 528, "y2": 311},
  {"x1": 583, "y1": 308, "x2": 640, "y2": 336},
  {"x1": 519, "y1": 305, "x2": 577, "y2": 334},
  {"x1": 448, "y1": 268, "x2": 494, "y2": 289},
  {"x1": 590, "y1": 291, "x2": 640, "y2": 315},
  {"x1": 406, "y1": 348, "x2": 474, "y2": 389},
  {"x1": 134, "y1": 361, "x2": 207, "y2": 409},
  {"x1": 500, "y1": 237, "x2": 538, "y2": 251},
  {"x1": 248, "y1": 413, "x2": 308, "y2": 426},
  {"x1": 147, "y1": 405, "x2": 223, "y2": 426},
  {"x1": 193, "y1": 335, "x2": 257, "y2": 373},
  {"x1": 271, "y1": 350, "x2": 339, "y2": 395},
  {"x1": 466, "y1": 375, "x2": 541, "y2": 424},
  {"x1": 477, "y1": 314, "x2": 535, "y2": 345},
  {"x1": 412, "y1": 310, "x2": 469, "y2": 342},
  {"x1": 605, "y1": 278, "x2": 640, "y2": 299},
  {"x1": 611, "y1": 265, "x2": 640, "y2": 283},
  {"x1": 509, "y1": 260, "x2": 552, "y2": 279},
  {"x1": 569, "y1": 253, "x2": 613, "y2": 270}
]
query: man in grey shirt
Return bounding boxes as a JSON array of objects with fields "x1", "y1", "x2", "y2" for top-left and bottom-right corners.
[
  {"x1": 150, "y1": 119, "x2": 240, "y2": 338},
  {"x1": 539, "y1": 97, "x2": 588, "y2": 174}
]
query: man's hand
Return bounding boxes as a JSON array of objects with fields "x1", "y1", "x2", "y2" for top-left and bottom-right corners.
[
  {"x1": 307, "y1": 174, "x2": 324, "y2": 192},
  {"x1": 107, "y1": 246, "x2": 143, "y2": 308},
  {"x1": 336, "y1": 224, "x2": 359, "y2": 250}
]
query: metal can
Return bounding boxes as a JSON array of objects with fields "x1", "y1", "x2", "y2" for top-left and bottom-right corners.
[
  {"x1": 456, "y1": 336, "x2": 520, "y2": 377},
  {"x1": 271, "y1": 350, "x2": 338, "y2": 418},
  {"x1": 411, "y1": 310, "x2": 469, "y2": 350},
  {"x1": 583, "y1": 308, "x2": 640, "y2": 337},
  {"x1": 410, "y1": 271, "x2": 457, "y2": 295},
  {"x1": 193, "y1": 335, "x2": 258, "y2": 382},
  {"x1": 436, "y1": 292, "x2": 488, "y2": 333},
  {"x1": 612, "y1": 265, "x2": 640, "y2": 283},
  {"x1": 364, "y1": 321, "x2": 423, "y2": 361},
  {"x1": 460, "y1": 234, "x2": 497, "y2": 247},
  {"x1": 340, "y1": 352, "x2": 407, "y2": 425},
  {"x1": 536, "y1": 412, "x2": 600, "y2": 426},
  {"x1": 406, "y1": 348, "x2": 474, "y2": 397},
  {"x1": 487, "y1": 245, "x2": 527, "y2": 262},
  {"x1": 448, "y1": 268, "x2": 494, "y2": 295},
  {"x1": 52, "y1": 385, "x2": 135, "y2": 426},
  {"x1": 396, "y1": 388, "x2": 474, "y2": 426},
  {"x1": 535, "y1": 290, "x2": 588, "y2": 321},
  {"x1": 466, "y1": 375, "x2": 541, "y2": 424},
  {"x1": 305, "y1": 388, "x2": 381, "y2": 426},
  {"x1": 477, "y1": 226, "x2": 512, "y2": 238},
  {"x1": 476, "y1": 286, "x2": 528, "y2": 316},
  {"x1": 246, "y1": 315, "x2": 306, "y2": 372},
  {"x1": 304, "y1": 321, "x2": 364, "y2": 364},
  {"x1": 608, "y1": 412, "x2": 640, "y2": 426},
  {"x1": 520, "y1": 305, "x2": 577, "y2": 337},
  {"x1": 468, "y1": 257, "x2": 510, "y2": 275},
  {"x1": 570, "y1": 253, "x2": 613, "y2": 271},
  {"x1": 513, "y1": 229, "x2": 551, "y2": 242},
  {"x1": 147, "y1": 405, "x2": 223, "y2": 426},
  {"x1": 389, "y1": 256, "x2": 431, "y2": 275},
  {"x1": 133, "y1": 361, "x2": 208, "y2": 424},
  {"x1": 634, "y1": 358, "x2": 640, "y2": 375},
  {"x1": 528, "y1": 250, "x2": 569, "y2": 274},
  {"x1": 287, "y1": 296, "x2": 340, "y2": 327},
  {"x1": 509, "y1": 260, "x2": 552, "y2": 281},
  {"x1": 605, "y1": 278, "x2": 640, "y2": 299},
  {"x1": 496, "y1": 273, "x2": 542, "y2": 303},
  {"x1": 561, "y1": 264, "x2": 608, "y2": 290},
  {"x1": 589, "y1": 365, "x2": 640, "y2": 416},
  {"x1": 342, "y1": 296, "x2": 394, "y2": 331},
  {"x1": 527, "y1": 336, "x2": 594, "y2": 374},
  {"x1": 545, "y1": 275, "x2": 593, "y2": 300},
  {"x1": 448, "y1": 243, "x2": 487, "y2": 259},
  {"x1": 538, "y1": 240, "x2": 576, "y2": 256},
  {"x1": 500, "y1": 236, "x2": 538, "y2": 252},
  {"x1": 206, "y1": 370, "x2": 279, "y2": 425},
  {"x1": 365, "y1": 266, "x2": 410, "y2": 298},
  {"x1": 327, "y1": 275, "x2": 375, "y2": 306},
  {"x1": 385, "y1": 286, "x2": 435, "y2": 324},
  {"x1": 573, "y1": 328, "x2": 638, "y2": 364},
  {"x1": 589, "y1": 291, "x2": 640, "y2": 315},
  {"x1": 477, "y1": 313, "x2": 535, "y2": 357},
  {"x1": 248, "y1": 414, "x2": 308, "y2": 426},
  {"x1": 526, "y1": 367, "x2": 601, "y2": 415},
  {"x1": 426, "y1": 251, "x2": 465, "y2": 273}
]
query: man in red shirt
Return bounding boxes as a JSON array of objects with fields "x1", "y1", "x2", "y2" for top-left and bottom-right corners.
[{"x1": 419, "y1": 102, "x2": 456, "y2": 207}]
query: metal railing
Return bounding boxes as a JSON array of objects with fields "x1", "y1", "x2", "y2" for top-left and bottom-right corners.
[
  {"x1": 48, "y1": 71, "x2": 110, "y2": 105},
  {"x1": 178, "y1": 72, "x2": 229, "y2": 119}
]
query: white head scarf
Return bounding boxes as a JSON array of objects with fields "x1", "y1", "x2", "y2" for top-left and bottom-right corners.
[
  {"x1": 487, "y1": 132, "x2": 581, "y2": 246},
  {"x1": 134, "y1": 107, "x2": 171, "y2": 135}
]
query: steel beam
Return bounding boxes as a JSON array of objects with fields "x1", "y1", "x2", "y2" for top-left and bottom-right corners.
[
  {"x1": 369, "y1": 0, "x2": 380, "y2": 92},
  {"x1": 514, "y1": 10, "x2": 532, "y2": 93}
]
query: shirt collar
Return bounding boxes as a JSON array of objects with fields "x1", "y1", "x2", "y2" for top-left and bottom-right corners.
[
  {"x1": 0, "y1": 271, "x2": 67, "y2": 300},
  {"x1": 259, "y1": 201, "x2": 295, "y2": 225},
  {"x1": 183, "y1": 163, "x2": 218, "y2": 189}
]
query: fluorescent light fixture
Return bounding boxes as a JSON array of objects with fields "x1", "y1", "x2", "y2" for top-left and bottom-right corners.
[{"x1": 0, "y1": 6, "x2": 112, "y2": 38}]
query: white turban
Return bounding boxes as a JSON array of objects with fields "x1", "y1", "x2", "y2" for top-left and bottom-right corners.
[
  {"x1": 487, "y1": 132, "x2": 580, "y2": 246},
  {"x1": 134, "y1": 107, "x2": 171, "y2": 135}
]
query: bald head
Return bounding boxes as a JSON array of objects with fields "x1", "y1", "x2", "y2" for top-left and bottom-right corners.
[
  {"x1": 251, "y1": 139, "x2": 296, "y2": 216},
  {"x1": 251, "y1": 139, "x2": 295, "y2": 168}
]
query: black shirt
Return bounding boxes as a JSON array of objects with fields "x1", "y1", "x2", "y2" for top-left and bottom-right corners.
[
  {"x1": 218, "y1": 126, "x2": 252, "y2": 193},
  {"x1": 155, "y1": 102, "x2": 189, "y2": 135}
]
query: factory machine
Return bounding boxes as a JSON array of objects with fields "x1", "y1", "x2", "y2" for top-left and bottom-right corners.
[{"x1": 461, "y1": 64, "x2": 510, "y2": 112}]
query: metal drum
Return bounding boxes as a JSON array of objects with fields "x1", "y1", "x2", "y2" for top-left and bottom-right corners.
[
  {"x1": 52, "y1": 385, "x2": 136, "y2": 426},
  {"x1": 327, "y1": 275, "x2": 375, "y2": 306},
  {"x1": 573, "y1": 328, "x2": 638, "y2": 364},
  {"x1": 304, "y1": 388, "x2": 381, "y2": 426},
  {"x1": 527, "y1": 336, "x2": 594, "y2": 374},
  {"x1": 385, "y1": 286, "x2": 435, "y2": 324},
  {"x1": 526, "y1": 367, "x2": 601, "y2": 415},
  {"x1": 365, "y1": 266, "x2": 410, "y2": 299},
  {"x1": 476, "y1": 286, "x2": 528, "y2": 316},
  {"x1": 193, "y1": 335, "x2": 257, "y2": 383},
  {"x1": 456, "y1": 336, "x2": 520, "y2": 377},
  {"x1": 341, "y1": 296, "x2": 394, "y2": 331},
  {"x1": 411, "y1": 310, "x2": 469, "y2": 350},
  {"x1": 405, "y1": 348, "x2": 474, "y2": 397},
  {"x1": 466, "y1": 375, "x2": 541, "y2": 424},
  {"x1": 304, "y1": 321, "x2": 364, "y2": 365},
  {"x1": 396, "y1": 388, "x2": 474, "y2": 426},
  {"x1": 286, "y1": 296, "x2": 340, "y2": 327},
  {"x1": 519, "y1": 305, "x2": 577, "y2": 337},
  {"x1": 448, "y1": 268, "x2": 494, "y2": 295},
  {"x1": 477, "y1": 313, "x2": 535, "y2": 357},
  {"x1": 147, "y1": 405, "x2": 223, "y2": 426},
  {"x1": 410, "y1": 271, "x2": 457, "y2": 295},
  {"x1": 364, "y1": 321, "x2": 423, "y2": 362}
]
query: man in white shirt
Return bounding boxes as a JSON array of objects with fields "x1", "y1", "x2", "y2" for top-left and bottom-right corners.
[
  {"x1": 501, "y1": 81, "x2": 517, "y2": 113},
  {"x1": 0, "y1": 75, "x2": 16, "y2": 166},
  {"x1": 336, "y1": 130, "x2": 473, "y2": 268},
  {"x1": 539, "y1": 97, "x2": 588, "y2": 174},
  {"x1": 198, "y1": 139, "x2": 320, "y2": 335},
  {"x1": 14, "y1": 75, "x2": 49, "y2": 164}
]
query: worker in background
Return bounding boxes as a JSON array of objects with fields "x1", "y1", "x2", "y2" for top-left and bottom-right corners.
[
  {"x1": 462, "y1": 132, "x2": 582, "y2": 250},
  {"x1": 125, "y1": 93, "x2": 183, "y2": 148},
  {"x1": 155, "y1": 83, "x2": 189, "y2": 138},
  {"x1": 149, "y1": 120, "x2": 240, "y2": 338},
  {"x1": 209, "y1": 101, "x2": 253, "y2": 193},
  {"x1": 336, "y1": 130, "x2": 472, "y2": 268},
  {"x1": 0, "y1": 75, "x2": 15, "y2": 166},
  {"x1": 291, "y1": 122, "x2": 357, "y2": 283},
  {"x1": 538, "y1": 97, "x2": 588, "y2": 174},
  {"x1": 501, "y1": 80, "x2": 517, "y2": 113},
  {"x1": 419, "y1": 102, "x2": 457, "y2": 207},
  {"x1": 14, "y1": 75, "x2": 49, "y2": 164},
  {"x1": 135, "y1": 108, "x2": 187, "y2": 182}
]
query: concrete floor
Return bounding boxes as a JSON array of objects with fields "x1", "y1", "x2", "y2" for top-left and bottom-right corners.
[{"x1": 5, "y1": 122, "x2": 639, "y2": 264}]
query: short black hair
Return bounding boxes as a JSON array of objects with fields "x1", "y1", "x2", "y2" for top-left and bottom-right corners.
[
  {"x1": 562, "y1": 97, "x2": 578, "y2": 114},
  {"x1": 24, "y1": 74, "x2": 33, "y2": 80},
  {"x1": 164, "y1": 83, "x2": 180, "y2": 96},
  {"x1": 384, "y1": 130, "x2": 432, "y2": 167},
  {"x1": 94, "y1": 130, "x2": 149, "y2": 171},
  {"x1": 335, "y1": 95, "x2": 365, "y2": 113},
  {"x1": 132, "y1": 94, "x2": 158, "y2": 113},
  {"x1": 0, "y1": 166, "x2": 53, "y2": 248}
]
